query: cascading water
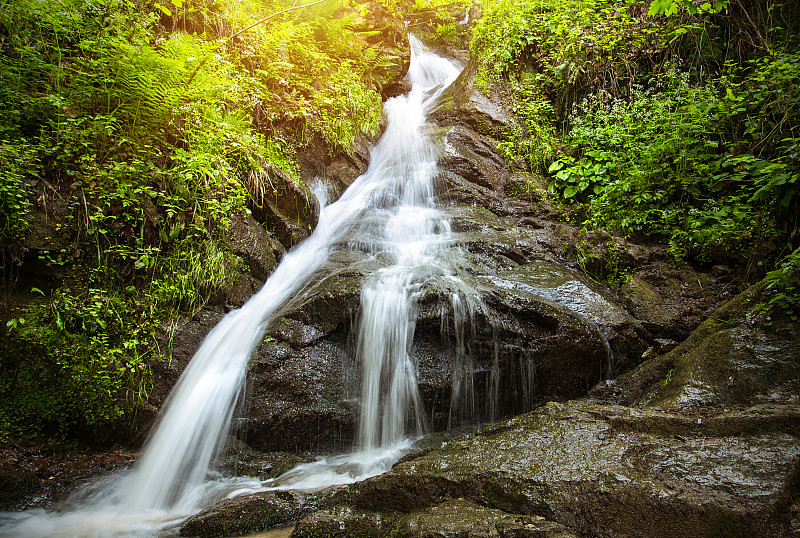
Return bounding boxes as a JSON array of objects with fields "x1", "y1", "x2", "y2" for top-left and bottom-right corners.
[
  {"x1": 0, "y1": 36, "x2": 462, "y2": 537},
  {"x1": 354, "y1": 42, "x2": 460, "y2": 450}
]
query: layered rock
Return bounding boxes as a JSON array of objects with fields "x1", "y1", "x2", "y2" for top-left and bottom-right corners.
[
  {"x1": 291, "y1": 400, "x2": 800, "y2": 537},
  {"x1": 284, "y1": 285, "x2": 800, "y2": 537},
  {"x1": 237, "y1": 203, "x2": 650, "y2": 452},
  {"x1": 431, "y1": 56, "x2": 518, "y2": 213}
]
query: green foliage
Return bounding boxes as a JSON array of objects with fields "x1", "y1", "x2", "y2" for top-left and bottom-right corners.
[
  {"x1": 0, "y1": 141, "x2": 37, "y2": 243},
  {"x1": 0, "y1": 0, "x2": 399, "y2": 440},
  {"x1": 468, "y1": 0, "x2": 650, "y2": 175},
  {"x1": 499, "y1": 81, "x2": 557, "y2": 173},
  {"x1": 546, "y1": 47, "x2": 799, "y2": 265},
  {"x1": 762, "y1": 247, "x2": 800, "y2": 320},
  {"x1": 472, "y1": 0, "x2": 798, "y2": 295},
  {"x1": 409, "y1": 0, "x2": 471, "y2": 49},
  {"x1": 648, "y1": 0, "x2": 729, "y2": 17},
  {"x1": 313, "y1": 64, "x2": 383, "y2": 150},
  {"x1": 471, "y1": 0, "x2": 644, "y2": 103},
  {"x1": 1, "y1": 279, "x2": 159, "y2": 438}
]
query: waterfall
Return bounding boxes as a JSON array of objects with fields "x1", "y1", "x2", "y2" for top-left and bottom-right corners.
[
  {"x1": 355, "y1": 39, "x2": 460, "y2": 450},
  {"x1": 0, "y1": 36, "x2": 462, "y2": 537}
]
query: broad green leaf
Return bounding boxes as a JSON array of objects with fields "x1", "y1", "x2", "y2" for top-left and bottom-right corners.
[
  {"x1": 154, "y1": 2, "x2": 172, "y2": 16},
  {"x1": 648, "y1": 0, "x2": 674, "y2": 16}
]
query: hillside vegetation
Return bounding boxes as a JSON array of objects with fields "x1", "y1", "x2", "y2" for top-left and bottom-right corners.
[
  {"x1": 1, "y1": 0, "x2": 798, "y2": 443},
  {"x1": 465, "y1": 0, "x2": 799, "y2": 300},
  {"x1": 0, "y1": 0, "x2": 403, "y2": 441}
]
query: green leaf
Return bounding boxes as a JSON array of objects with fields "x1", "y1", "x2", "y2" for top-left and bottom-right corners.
[
  {"x1": 648, "y1": 0, "x2": 675, "y2": 16},
  {"x1": 154, "y1": 2, "x2": 172, "y2": 16}
]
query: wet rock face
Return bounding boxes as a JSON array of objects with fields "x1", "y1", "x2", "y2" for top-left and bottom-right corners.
[
  {"x1": 261, "y1": 286, "x2": 800, "y2": 537},
  {"x1": 238, "y1": 211, "x2": 651, "y2": 451},
  {"x1": 247, "y1": 165, "x2": 319, "y2": 250},
  {"x1": 432, "y1": 57, "x2": 518, "y2": 141},
  {"x1": 601, "y1": 284, "x2": 800, "y2": 410},
  {"x1": 226, "y1": 211, "x2": 280, "y2": 282},
  {"x1": 293, "y1": 500, "x2": 580, "y2": 538},
  {"x1": 428, "y1": 54, "x2": 517, "y2": 213},
  {"x1": 413, "y1": 283, "x2": 613, "y2": 431},
  {"x1": 244, "y1": 335, "x2": 357, "y2": 453},
  {"x1": 297, "y1": 400, "x2": 800, "y2": 537},
  {"x1": 240, "y1": 261, "x2": 368, "y2": 452},
  {"x1": 180, "y1": 490, "x2": 315, "y2": 537},
  {"x1": 296, "y1": 133, "x2": 374, "y2": 200},
  {"x1": 617, "y1": 261, "x2": 731, "y2": 342},
  {"x1": 438, "y1": 126, "x2": 509, "y2": 194}
]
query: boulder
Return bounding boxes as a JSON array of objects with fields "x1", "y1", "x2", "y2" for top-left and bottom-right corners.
[
  {"x1": 435, "y1": 125, "x2": 510, "y2": 212},
  {"x1": 226, "y1": 211, "x2": 281, "y2": 282},
  {"x1": 293, "y1": 499, "x2": 579, "y2": 537},
  {"x1": 431, "y1": 57, "x2": 519, "y2": 140},
  {"x1": 601, "y1": 283, "x2": 800, "y2": 409},
  {"x1": 287, "y1": 285, "x2": 800, "y2": 537},
  {"x1": 429, "y1": 55, "x2": 518, "y2": 212},
  {"x1": 618, "y1": 263, "x2": 734, "y2": 342},
  {"x1": 180, "y1": 490, "x2": 313, "y2": 537},
  {"x1": 296, "y1": 400, "x2": 800, "y2": 537},
  {"x1": 246, "y1": 164, "x2": 319, "y2": 249},
  {"x1": 239, "y1": 232, "x2": 647, "y2": 450},
  {"x1": 492, "y1": 261, "x2": 651, "y2": 376}
]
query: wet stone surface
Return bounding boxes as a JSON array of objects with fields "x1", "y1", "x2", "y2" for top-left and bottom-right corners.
[
  {"x1": 180, "y1": 490, "x2": 317, "y2": 538},
  {"x1": 294, "y1": 401, "x2": 800, "y2": 537}
]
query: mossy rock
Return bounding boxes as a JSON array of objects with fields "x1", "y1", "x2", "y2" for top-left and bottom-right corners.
[
  {"x1": 179, "y1": 490, "x2": 311, "y2": 537},
  {"x1": 305, "y1": 400, "x2": 800, "y2": 537},
  {"x1": 295, "y1": 499, "x2": 580, "y2": 537},
  {"x1": 292, "y1": 507, "x2": 400, "y2": 538},
  {"x1": 634, "y1": 284, "x2": 800, "y2": 408},
  {"x1": 0, "y1": 469, "x2": 39, "y2": 510}
]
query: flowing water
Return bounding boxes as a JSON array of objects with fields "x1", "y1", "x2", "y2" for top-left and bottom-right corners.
[{"x1": 0, "y1": 36, "x2": 462, "y2": 537}]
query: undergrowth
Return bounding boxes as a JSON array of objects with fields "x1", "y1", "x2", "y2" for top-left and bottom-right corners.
[
  {"x1": 470, "y1": 0, "x2": 799, "y2": 307},
  {"x1": 0, "y1": 0, "x2": 404, "y2": 440}
]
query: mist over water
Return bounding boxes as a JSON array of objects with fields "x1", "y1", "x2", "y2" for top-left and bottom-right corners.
[{"x1": 0, "y1": 36, "x2": 463, "y2": 537}]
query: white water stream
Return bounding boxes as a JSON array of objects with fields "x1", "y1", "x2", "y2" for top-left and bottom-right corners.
[{"x1": 0, "y1": 36, "x2": 461, "y2": 537}]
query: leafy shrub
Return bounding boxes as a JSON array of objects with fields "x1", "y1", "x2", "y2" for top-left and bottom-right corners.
[
  {"x1": 1, "y1": 281, "x2": 159, "y2": 439},
  {"x1": 471, "y1": 0, "x2": 645, "y2": 107},
  {"x1": 547, "y1": 45, "x2": 799, "y2": 266},
  {"x1": 0, "y1": 141, "x2": 37, "y2": 243},
  {"x1": 762, "y1": 247, "x2": 800, "y2": 320}
]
